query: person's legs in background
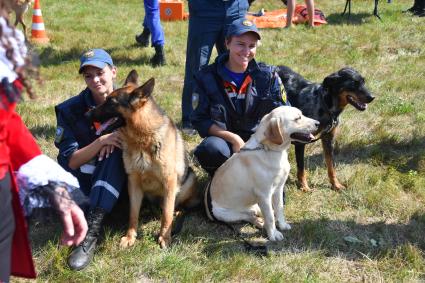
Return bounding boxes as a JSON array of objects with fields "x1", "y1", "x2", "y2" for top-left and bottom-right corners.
[
  {"x1": 139, "y1": 0, "x2": 166, "y2": 66},
  {"x1": 285, "y1": 0, "x2": 296, "y2": 28},
  {"x1": 181, "y1": 0, "x2": 248, "y2": 134},
  {"x1": 67, "y1": 149, "x2": 127, "y2": 271},
  {"x1": 181, "y1": 26, "x2": 220, "y2": 135},
  {"x1": 286, "y1": 0, "x2": 315, "y2": 28},
  {"x1": 135, "y1": 16, "x2": 151, "y2": 47},
  {"x1": 305, "y1": 0, "x2": 315, "y2": 27}
]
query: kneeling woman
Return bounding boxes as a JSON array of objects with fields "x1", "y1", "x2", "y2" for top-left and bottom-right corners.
[{"x1": 190, "y1": 18, "x2": 290, "y2": 176}]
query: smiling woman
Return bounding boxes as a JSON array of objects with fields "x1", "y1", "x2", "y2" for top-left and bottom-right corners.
[
  {"x1": 190, "y1": 18, "x2": 290, "y2": 177},
  {"x1": 54, "y1": 48, "x2": 127, "y2": 271}
]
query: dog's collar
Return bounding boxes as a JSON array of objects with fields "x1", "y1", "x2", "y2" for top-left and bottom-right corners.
[
  {"x1": 240, "y1": 143, "x2": 283, "y2": 152},
  {"x1": 240, "y1": 144, "x2": 265, "y2": 152},
  {"x1": 318, "y1": 87, "x2": 339, "y2": 135}
]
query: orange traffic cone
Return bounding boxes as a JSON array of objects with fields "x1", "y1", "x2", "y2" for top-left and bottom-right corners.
[{"x1": 31, "y1": 0, "x2": 49, "y2": 44}]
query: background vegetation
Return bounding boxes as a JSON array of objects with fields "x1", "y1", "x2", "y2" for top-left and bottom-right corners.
[{"x1": 13, "y1": 0, "x2": 425, "y2": 281}]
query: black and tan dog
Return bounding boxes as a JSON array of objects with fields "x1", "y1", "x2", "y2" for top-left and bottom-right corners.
[
  {"x1": 277, "y1": 66, "x2": 375, "y2": 191},
  {"x1": 88, "y1": 70, "x2": 199, "y2": 248}
]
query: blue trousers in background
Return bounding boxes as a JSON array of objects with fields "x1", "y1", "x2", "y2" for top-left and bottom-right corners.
[
  {"x1": 143, "y1": 0, "x2": 165, "y2": 47},
  {"x1": 181, "y1": 0, "x2": 249, "y2": 127}
]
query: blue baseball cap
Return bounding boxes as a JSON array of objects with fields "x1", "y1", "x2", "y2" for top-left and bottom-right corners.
[
  {"x1": 78, "y1": 48, "x2": 114, "y2": 73},
  {"x1": 226, "y1": 18, "x2": 261, "y2": 40}
]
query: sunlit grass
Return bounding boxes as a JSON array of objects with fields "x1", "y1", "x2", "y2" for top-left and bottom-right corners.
[{"x1": 11, "y1": 0, "x2": 425, "y2": 281}]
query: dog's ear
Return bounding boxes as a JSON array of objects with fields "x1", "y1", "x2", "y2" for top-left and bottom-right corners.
[
  {"x1": 125, "y1": 70, "x2": 139, "y2": 86},
  {"x1": 322, "y1": 71, "x2": 340, "y2": 91},
  {"x1": 130, "y1": 78, "x2": 155, "y2": 107},
  {"x1": 138, "y1": 77, "x2": 155, "y2": 97},
  {"x1": 265, "y1": 117, "x2": 284, "y2": 145}
]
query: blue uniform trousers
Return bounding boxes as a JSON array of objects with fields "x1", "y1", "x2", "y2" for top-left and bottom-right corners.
[
  {"x1": 181, "y1": 0, "x2": 249, "y2": 126},
  {"x1": 143, "y1": 0, "x2": 165, "y2": 47},
  {"x1": 77, "y1": 149, "x2": 127, "y2": 213},
  {"x1": 194, "y1": 136, "x2": 234, "y2": 176}
]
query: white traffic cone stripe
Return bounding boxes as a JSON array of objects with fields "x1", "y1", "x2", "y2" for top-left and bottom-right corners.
[
  {"x1": 32, "y1": 23, "x2": 45, "y2": 30},
  {"x1": 33, "y1": 9, "x2": 42, "y2": 16}
]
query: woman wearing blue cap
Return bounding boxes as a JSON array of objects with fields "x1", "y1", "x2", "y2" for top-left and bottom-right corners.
[
  {"x1": 190, "y1": 18, "x2": 290, "y2": 176},
  {"x1": 54, "y1": 48, "x2": 127, "y2": 271}
]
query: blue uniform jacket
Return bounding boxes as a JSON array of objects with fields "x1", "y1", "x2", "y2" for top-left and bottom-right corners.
[
  {"x1": 54, "y1": 88, "x2": 97, "y2": 174},
  {"x1": 190, "y1": 53, "x2": 289, "y2": 141}
]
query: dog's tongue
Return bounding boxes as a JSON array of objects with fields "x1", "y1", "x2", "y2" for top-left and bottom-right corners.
[
  {"x1": 290, "y1": 133, "x2": 315, "y2": 143},
  {"x1": 96, "y1": 117, "x2": 118, "y2": 135},
  {"x1": 348, "y1": 96, "x2": 367, "y2": 111}
]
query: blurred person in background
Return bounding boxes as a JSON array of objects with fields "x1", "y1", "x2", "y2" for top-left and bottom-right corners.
[{"x1": 0, "y1": 0, "x2": 88, "y2": 281}]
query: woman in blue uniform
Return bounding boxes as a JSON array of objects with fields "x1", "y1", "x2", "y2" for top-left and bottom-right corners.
[
  {"x1": 190, "y1": 18, "x2": 289, "y2": 176},
  {"x1": 54, "y1": 49, "x2": 127, "y2": 271}
]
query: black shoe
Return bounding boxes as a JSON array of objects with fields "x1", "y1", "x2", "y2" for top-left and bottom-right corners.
[
  {"x1": 181, "y1": 122, "x2": 196, "y2": 136},
  {"x1": 150, "y1": 45, "x2": 166, "y2": 67},
  {"x1": 67, "y1": 207, "x2": 106, "y2": 271},
  {"x1": 414, "y1": 9, "x2": 425, "y2": 16},
  {"x1": 135, "y1": 28, "x2": 150, "y2": 47}
]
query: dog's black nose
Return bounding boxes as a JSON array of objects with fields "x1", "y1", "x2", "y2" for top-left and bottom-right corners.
[
  {"x1": 315, "y1": 121, "x2": 320, "y2": 127},
  {"x1": 367, "y1": 95, "x2": 375, "y2": 103}
]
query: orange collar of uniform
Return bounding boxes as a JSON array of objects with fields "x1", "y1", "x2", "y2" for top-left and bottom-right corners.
[{"x1": 223, "y1": 75, "x2": 252, "y2": 95}]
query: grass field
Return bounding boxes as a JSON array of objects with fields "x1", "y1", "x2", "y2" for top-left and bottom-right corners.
[{"x1": 13, "y1": 0, "x2": 425, "y2": 282}]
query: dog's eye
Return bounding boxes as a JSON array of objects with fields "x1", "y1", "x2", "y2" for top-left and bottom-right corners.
[{"x1": 294, "y1": 116, "x2": 301, "y2": 121}]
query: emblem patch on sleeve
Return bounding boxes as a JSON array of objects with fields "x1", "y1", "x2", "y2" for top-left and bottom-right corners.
[
  {"x1": 192, "y1": 92, "x2": 199, "y2": 110},
  {"x1": 55, "y1": 126, "x2": 64, "y2": 143},
  {"x1": 278, "y1": 76, "x2": 287, "y2": 103}
]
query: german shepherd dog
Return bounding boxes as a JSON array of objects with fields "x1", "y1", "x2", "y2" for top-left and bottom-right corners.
[
  {"x1": 277, "y1": 66, "x2": 375, "y2": 191},
  {"x1": 88, "y1": 70, "x2": 200, "y2": 248}
]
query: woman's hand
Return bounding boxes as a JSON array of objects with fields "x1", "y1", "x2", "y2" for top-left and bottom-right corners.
[
  {"x1": 59, "y1": 203, "x2": 88, "y2": 246},
  {"x1": 229, "y1": 133, "x2": 245, "y2": 153},
  {"x1": 50, "y1": 186, "x2": 88, "y2": 246},
  {"x1": 97, "y1": 132, "x2": 121, "y2": 161},
  {"x1": 207, "y1": 124, "x2": 245, "y2": 153},
  {"x1": 98, "y1": 131, "x2": 122, "y2": 148}
]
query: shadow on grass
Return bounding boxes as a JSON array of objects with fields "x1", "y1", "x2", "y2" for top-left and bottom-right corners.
[
  {"x1": 176, "y1": 210, "x2": 425, "y2": 260},
  {"x1": 326, "y1": 12, "x2": 379, "y2": 25},
  {"x1": 37, "y1": 45, "x2": 153, "y2": 67},
  {"x1": 29, "y1": 124, "x2": 56, "y2": 140},
  {"x1": 299, "y1": 135, "x2": 425, "y2": 174},
  {"x1": 28, "y1": 204, "x2": 425, "y2": 263}
]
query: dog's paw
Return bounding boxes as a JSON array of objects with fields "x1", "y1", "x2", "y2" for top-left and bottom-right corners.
[
  {"x1": 120, "y1": 235, "x2": 136, "y2": 248},
  {"x1": 332, "y1": 181, "x2": 346, "y2": 191},
  {"x1": 268, "y1": 229, "x2": 284, "y2": 241},
  {"x1": 299, "y1": 185, "x2": 313, "y2": 192},
  {"x1": 253, "y1": 216, "x2": 264, "y2": 229},
  {"x1": 278, "y1": 222, "x2": 291, "y2": 231},
  {"x1": 158, "y1": 235, "x2": 171, "y2": 249}
]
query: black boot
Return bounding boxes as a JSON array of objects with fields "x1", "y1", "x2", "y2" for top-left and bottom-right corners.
[
  {"x1": 150, "y1": 45, "x2": 166, "y2": 67},
  {"x1": 404, "y1": 0, "x2": 423, "y2": 13},
  {"x1": 67, "y1": 207, "x2": 106, "y2": 271},
  {"x1": 403, "y1": 0, "x2": 418, "y2": 13},
  {"x1": 413, "y1": 0, "x2": 425, "y2": 15},
  {"x1": 135, "y1": 28, "x2": 150, "y2": 47}
]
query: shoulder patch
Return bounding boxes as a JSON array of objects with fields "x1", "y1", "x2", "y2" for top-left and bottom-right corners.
[
  {"x1": 55, "y1": 126, "x2": 64, "y2": 143},
  {"x1": 192, "y1": 92, "x2": 200, "y2": 110},
  {"x1": 277, "y1": 75, "x2": 287, "y2": 103}
]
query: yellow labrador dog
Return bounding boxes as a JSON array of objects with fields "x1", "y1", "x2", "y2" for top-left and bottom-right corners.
[{"x1": 205, "y1": 106, "x2": 319, "y2": 241}]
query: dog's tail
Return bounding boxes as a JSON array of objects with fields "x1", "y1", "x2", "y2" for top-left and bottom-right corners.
[{"x1": 176, "y1": 166, "x2": 200, "y2": 209}]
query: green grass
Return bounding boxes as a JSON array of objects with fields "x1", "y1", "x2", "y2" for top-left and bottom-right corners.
[{"x1": 12, "y1": 0, "x2": 425, "y2": 282}]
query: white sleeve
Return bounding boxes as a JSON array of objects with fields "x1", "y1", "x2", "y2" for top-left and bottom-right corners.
[{"x1": 16, "y1": 154, "x2": 81, "y2": 216}]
